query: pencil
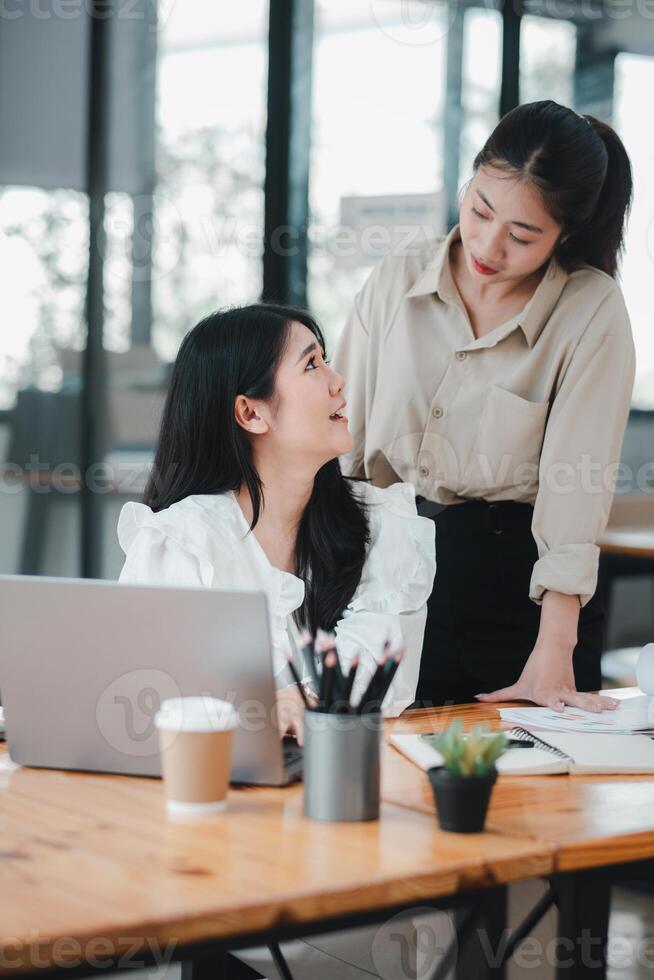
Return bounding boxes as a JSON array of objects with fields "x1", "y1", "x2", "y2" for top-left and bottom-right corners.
[
  {"x1": 321, "y1": 650, "x2": 337, "y2": 712},
  {"x1": 299, "y1": 629, "x2": 320, "y2": 692},
  {"x1": 286, "y1": 656, "x2": 310, "y2": 709},
  {"x1": 320, "y1": 631, "x2": 345, "y2": 700},
  {"x1": 375, "y1": 649, "x2": 403, "y2": 707},
  {"x1": 356, "y1": 653, "x2": 388, "y2": 714},
  {"x1": 342, "y1": 654, "x2": 360, "y2": 707}
]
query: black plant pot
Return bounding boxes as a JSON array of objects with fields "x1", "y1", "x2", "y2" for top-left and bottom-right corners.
[{"x1": 427, "y1": 767, "x2": 497, "y2": 833}]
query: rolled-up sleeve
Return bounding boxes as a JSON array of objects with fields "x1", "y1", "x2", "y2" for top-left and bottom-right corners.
[{"x1": 530, "y1": 290, "x2": 636, "y2": 607}]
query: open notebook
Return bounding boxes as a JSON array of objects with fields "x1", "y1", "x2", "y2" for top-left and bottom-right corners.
[{"x1": 389, "y1": 727, "x2": 654, "y2": 775}]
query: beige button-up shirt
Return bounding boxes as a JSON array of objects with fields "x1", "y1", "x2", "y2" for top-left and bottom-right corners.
[{"x1": 333, "y1": 224, "x2": 636, "y2": 607}]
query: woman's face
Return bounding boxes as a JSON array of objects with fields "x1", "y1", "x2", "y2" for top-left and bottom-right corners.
[
  {"x1": 458, "y1": 164, "x2": 564, "y2": 284},
  {"x1": 242, "y1": 321, "x2": 353, "y2": 465}
]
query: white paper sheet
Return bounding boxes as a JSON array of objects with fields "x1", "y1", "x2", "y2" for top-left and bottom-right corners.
[{"x1": 499, "y1": 694, "x2": 654, "y2": 734}]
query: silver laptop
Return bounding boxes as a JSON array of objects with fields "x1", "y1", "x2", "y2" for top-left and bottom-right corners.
[{"x1": 0, "y1": 575, "x2": 303, "y2": 786}]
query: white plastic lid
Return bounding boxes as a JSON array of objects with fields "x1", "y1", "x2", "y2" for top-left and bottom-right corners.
[
  {"x1": 637, "y1": 643, "x2": 654, "y2": 696},
  {"x1": 155, "y1": 696, "x2": 239, "y2": 733}
]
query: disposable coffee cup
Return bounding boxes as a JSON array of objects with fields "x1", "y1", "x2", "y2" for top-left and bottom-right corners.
[{"x1": 155, "y1": 696, "x2": 238, "y2": 817}]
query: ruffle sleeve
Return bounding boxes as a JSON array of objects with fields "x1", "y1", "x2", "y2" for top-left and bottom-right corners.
[
  {"x1": 334, "y1": 481, "x2": 436, "y2": 716},
  {"x1": 117, "y1": 500, "x2": 216, "y2": 588}
]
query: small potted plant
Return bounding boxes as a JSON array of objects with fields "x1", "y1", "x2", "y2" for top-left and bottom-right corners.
[{"x1": 426, "y1": 720, "x2": 506, "y2": 833}]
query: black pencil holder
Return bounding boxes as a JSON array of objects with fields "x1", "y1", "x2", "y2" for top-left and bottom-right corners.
[{"x1": 303, "y1": 708, "x2": 381, "y2": 822}]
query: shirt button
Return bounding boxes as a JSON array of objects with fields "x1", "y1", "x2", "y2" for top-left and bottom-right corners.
[
  {"x1": 432, "y1": 406, "x2": 443, "y2": 419},
  {"x1": 419, "y1": 464, "x2": 430, "y2": 478},
  {"x1": 456, "y1": 351, "x2": 467, "y2": 361}
]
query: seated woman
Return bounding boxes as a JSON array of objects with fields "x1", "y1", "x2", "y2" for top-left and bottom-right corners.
[
  {"x1": 117, "y1": 304, "x2": 437, "y2": 980},
  {"x1": 117, "y1": 303, "x2": 436, "y2": 737}
]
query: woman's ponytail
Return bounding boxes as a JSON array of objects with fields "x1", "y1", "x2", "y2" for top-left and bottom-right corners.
[{"x1": 559, "y1": 116, "x2": 633, "y2": 278}]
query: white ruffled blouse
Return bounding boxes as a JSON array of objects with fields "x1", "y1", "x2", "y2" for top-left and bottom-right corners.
[{"x1": 116, "y1": 481, "x2": 436, "y2": 716}]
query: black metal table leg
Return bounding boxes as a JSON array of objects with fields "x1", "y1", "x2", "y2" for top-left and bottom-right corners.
[
  {"x1": 181, "y1": 951, "x2": 264, "y2": 980},
  {"x1": 453, "y1": 886, "x2": 508, "y2": 979},
  {"x1": 553, "y1": 870, "x2": 611, "y2": 978}
]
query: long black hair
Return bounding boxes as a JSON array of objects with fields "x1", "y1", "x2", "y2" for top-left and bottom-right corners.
[
  {"x1": 473, "y1": 100, "x2": 632, "y2": 278},
  {"x1": 143, "y1": 303, "x2": 370, "y2": 635}
]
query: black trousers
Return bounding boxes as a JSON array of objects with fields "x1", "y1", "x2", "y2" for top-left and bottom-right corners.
[{"x1": 414, "y1": 499, "x2": 606, "y2": 707}]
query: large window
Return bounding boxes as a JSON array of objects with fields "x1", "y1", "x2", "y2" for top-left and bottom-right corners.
[
  {"x1": 308, "y1": 0, "x2": 446, "y2": 349},
  {"x1": 459, "y1": 8, "x2": 502, "y2": 189},
  {"x1": 0, "y1": 186, "x2": 136, "y2": 576},
  {"x1": 520, "y1": 16, "x2": 576, "y2": 107},
  {"x1": 0, "y1": 187, "x2": 87, "y2": 410},
  {"x1": 4, "y1": 2, "x2": 654, "y2": 583},
  {"x1": 615, "y1": 53, "x2": 654, "y2": 409},
  {"x1": 153, "y1": 1, "x2": 269, "y2": 362}
]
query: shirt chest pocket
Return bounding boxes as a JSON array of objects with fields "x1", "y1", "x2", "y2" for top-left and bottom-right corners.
[{"x1": 467, "y1": 385, "x2": 550, "y2": 491}]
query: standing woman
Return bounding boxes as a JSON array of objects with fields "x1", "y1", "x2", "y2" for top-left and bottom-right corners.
[{"x1": 333, "y1": 100, "x2": 636, "y2": 712}]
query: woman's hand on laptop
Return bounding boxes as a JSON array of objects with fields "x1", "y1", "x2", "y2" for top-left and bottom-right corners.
[{"x1": 275, "y1": 684, "x2": 307, "y2": 745}]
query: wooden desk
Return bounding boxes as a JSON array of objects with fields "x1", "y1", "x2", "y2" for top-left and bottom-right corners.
[
  {"x1": 384, "y1": 699, "x2": 654, "y2": 871},
  {"x1": 3, "y1": 697, "x2": 654, "y2": 979},
  {"x1": 599, "y1": 527, "x2": 654, "y2": 559},
  {"x1": 385, "y1": 700, "x2": 654, "y2": 978},
  {"x1": 0, "y1": 744, "x2": 551, "y2": 979}
]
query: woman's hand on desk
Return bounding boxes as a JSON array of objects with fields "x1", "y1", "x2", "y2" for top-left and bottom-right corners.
[
  {"x1": 475, "y1": 641, "x2": 620, "y2": 712},
  {"x1": 274, "y1": 684, "x2": 310, "y2": 745},
  {"x1": 476, "y1": 589, "x2": 620, "y2": 712}
]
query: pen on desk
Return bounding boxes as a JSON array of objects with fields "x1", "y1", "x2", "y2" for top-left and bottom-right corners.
[
  {"x1": 321, "y1": 650, "x2": 337, "y2": 711},
  {"x1": 286, "y1": 656, "x2": 310, "y2": 709}
]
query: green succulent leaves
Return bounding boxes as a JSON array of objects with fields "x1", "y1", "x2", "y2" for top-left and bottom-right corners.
[{"x1": 425, "y1": 720, "x2": 507, "y2": 776}]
